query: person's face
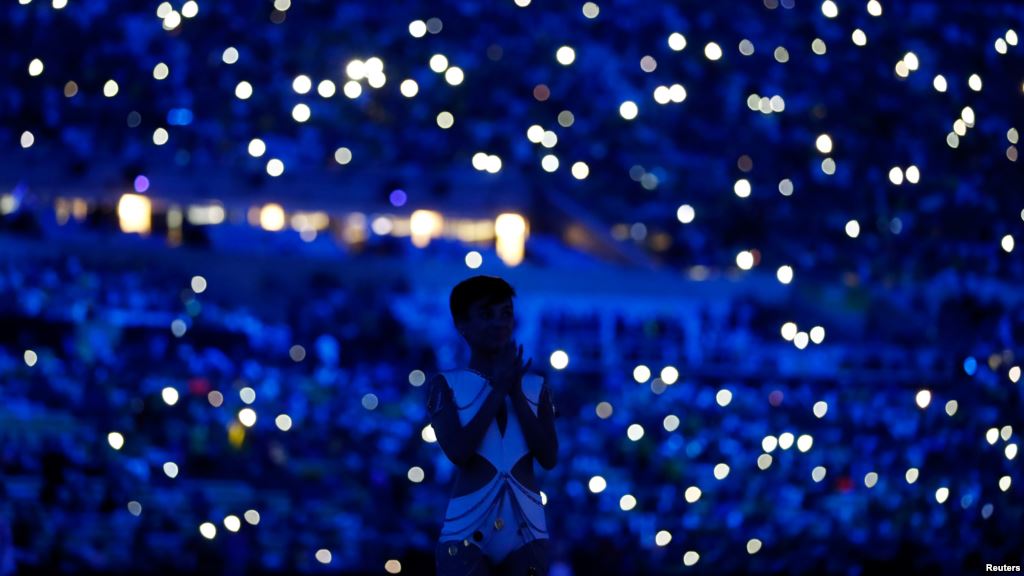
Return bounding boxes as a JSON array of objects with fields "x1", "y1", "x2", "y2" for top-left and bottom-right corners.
[{"x1": 457, "y1": 297, "x2": 515, "y2": 352}]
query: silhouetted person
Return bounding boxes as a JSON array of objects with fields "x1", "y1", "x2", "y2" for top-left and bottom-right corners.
[{"x1": 428, "y1": 276, "x2": 559, "y2": 576}]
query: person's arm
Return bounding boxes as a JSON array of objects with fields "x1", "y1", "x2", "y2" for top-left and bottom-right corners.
[
  {"x1": 427, "y1": 373, "x2": 508, "y2": 467},
  {"x1": 509, "y1": 378, "x2": 559, "y2": 470}
]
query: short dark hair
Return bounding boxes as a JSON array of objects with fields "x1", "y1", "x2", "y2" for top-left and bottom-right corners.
[{"x1": 449, "y1": 276, "x2": 516, "y2": 323}]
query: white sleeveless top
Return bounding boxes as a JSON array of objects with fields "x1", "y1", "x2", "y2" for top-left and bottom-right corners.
[{"x1": 438, "y1": 370, "x2": 549, "y2": 544}]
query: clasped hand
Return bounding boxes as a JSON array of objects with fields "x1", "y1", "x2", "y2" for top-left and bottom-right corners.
[{"x1": 491, "y1": 341, "x2": 532, "y2": 398}]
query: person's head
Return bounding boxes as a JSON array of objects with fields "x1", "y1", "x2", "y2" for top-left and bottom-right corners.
[{"x1": 449, "y1": 275, "x2": 517, "y2": 352}]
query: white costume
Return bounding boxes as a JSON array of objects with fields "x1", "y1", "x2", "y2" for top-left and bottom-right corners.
[{"x1": 437, "y1": 370, "x2": 549, "y2": 564}]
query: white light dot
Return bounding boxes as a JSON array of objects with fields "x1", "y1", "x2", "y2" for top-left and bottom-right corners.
[
  {"x1": 663, "y1": 415, "x2": 680, "y2": 432},
  {"x1": 821, "y1": 0, "x2": 838, "y2": 18},
  {"x1": 465, "y1": 251, "x2": 483, "y2": 269},
  {"x1": 864, "y1": 472, "x2": 879, "y2": 488},
  {"x1": 781, "y1": 322, "x2": 798, "y2": 341},
  {"x1": 429, "y1": 54, "x2": 449, "y2": 73},
  {"x1": 222, "y1": 47, "x2": 239, "y2": 64},
  {"x1": 238, "y1": 408, "x2": 257, "y2": 427},
  {"x1": 316, "y1": 549, "x2": 332, "y2": 564},
  {"x1": 815, "y1": 134, "x2": 833, "y2": 154},
  {"x1": 633, "y1": 365, "x2": 651, "y2": 383},
  {"x1": 704, "y1": 42, "x2": 723, "y2": 61},
  {"x1": 716, "y1": 389, "x2": 733, "y2": 407},
  {"x1": 654, "y1": 85, "x2": 671, "y2": 104},
  {"x1": 421, "y1": 424, "x2": 437, "y2": 443},
  {"x1": 103, "y1": 80, "x2": 119, "y2": 98},
  {"x1": 627, "y1": 424, "x2": 645, "y2": 441},
  {"x1": 161, "y1": 387, "x2": 179, "y2": 406},
  {"x1": 619, "y1": 101, "x2": 638, "y2": 120},
  {"x1": 968, "y1": 74, "x2": 983, "y2": 91},
  {"x1": 343, "y1": 81, "x2": 362, "y2": 99},
  {"x1": 813, "y1": 401, "x2": 828, "y2": 418},
  {"x1": 903, "y1": 52, "x2": 919, "y2": 71},
  {"x1": 660, "y1": 366, "x2": 679, "y2": 385},
  {"x1": 571, "y1": 162, "x2": 590, "y2": 180},
  {"x1": 684, "y1": 486, "x2": 702, "y2": 503},
  {"x1": 235, "y1": 81, "x2": 253, "y2": 100},
  {"x1": 778, "y1": 432, "x2": 795, "y2": 450},
  {"x1": 905, "y1": 468, "x2": 919, "y2": 484},
  {"x1": 668, "y1": 33, "x2": 687, "y2": 51},
  {"x1": 292, "y1": 103, "x2": 311, "y2": 123},
  {"x1": 915, "y1": 389, "x2": 931, "y2": 409},
  {"x1": 1010, "y1": 366, "x2": 1021, "y2": 383},
  {"x1": 266, "y1": 159, "x2": 284, "y2": 177},
  {"x1": 736, "y1": 250, "x2": 754, "y2": 270},
  {"x1": 541, "y1": 154, "x2": 559, "y2": 172},
  {"x1": 762, "y1": 435, "x2": 778, "y2": 453},
  {"x1": 797, "y1": 434, "x2": 813, "y2": 452},
  {"x1": 794, "y1": 331, "x2": 809, "y2": 350},
  {"x1": 223, "y1": 515, "x2": 240, "y2": 532},
  {"x1": 1007, "y1": 29, "x2": 1019, "y2": 46},
  {"x1": 905, "y1": 165, "x2": 920, "y2": 184},
  {"x1": 400, "y1": 79, "x2": 419, "y2": 98},
  {"x1": 199, "y1": 522, "x2": 216, "y2": 540},
  {"x1": 987, "y1": 428, "x2": 1000, "y2": 445},
  {"x1": 933, "y1": 75, "x2": 948, "y2": 92},
  {"x1": 1003, "y1": 426, "x2": 1013, "y2": 442},
  {"x1": 275, "y1": 414, "x2": 292, "y2": 431},
  {"x1": 436, "y1": 111, "x2": 455, "y2": 129},
  {"x1": 582, "y1": 2, "x2": 600, "y2": 18},
  {"x1": 127, "y1": 501, "x2": 142, "y2": 516},
  {"x1": 108, "y1": 432, "x2": 125, "y2": 450},
  {"x1": 999, "y1": 476, "x2": 1012, "y2": 492},
  {"x1": 676, "y1": 204, "x2": 695, "y2": 224},
  {"x1": 409, "y1": 20, "x2": 427, "y2": 37},
  {"x1": 408, "y1": 466, "x2": 425, "y2": 483},
  {"x1": 239, "y1": 387, "x2": 256, "y2": 405},
  {"x1": 714, "y1": 463, "x2": 730, "y2": 480},
  {"x1": 1007, "y1": 444, "x2": 1018, "y2": 461},
  {"x1": 683, "y1": 551, "x2": 700, "y2": 566},
  {"x1": 809, "y1": 326, "x2": 825, "y2": 344},
  {"x1": 317, "y1": 80, "x2": 336, "y2": 98},
  {"x1": 556, "y1": 46, "x2": 576, "y2": 65},
  {"x1": 935, "y1": 487, "x2": 949, "y2": 504},
  {"x1": 153, "y1": 127, "x2": 170, "y2": 147},
  {"x1": 812, "y1": 38, "x2": 827, "y2": 55},
  {"x1": 334, "y1": 147, "x2": 352, "y2": 165},
  {"x1": 734, "y1": 179, "x2": 752, "y2": 198},
  {"x1": 945, "y1": 400, "x2": 958, "y2": 416},
  {"x1": 811, "y1": 466, "x2": 827, "y2": 483},
  {"x1": 845, "y1": 220, "x2": 860, "y2": 238},
  {"x1": 596, "y1": 402, "x2": 613, "y2": 419},
  {"x1": 1001, "y1": 235, "x2": 1014, "y2": 253},
  {"x1": 588, "y1": 475, "x2": 607, "y2": 493},
  {"x1": 244, "y1": 510, "x2": 260, "y2": 525},
  {"x1": 163, "y1": 462, "x2": 179, "y2": 479},
  {"x1": 28, "y1": 58, "x2": 44, "y2": 76},
  {"x1": 248, "y1": 138, "x2": 266, "y2": 158},
  {"x1": 153, "y1": 62, "x2": 169, "y2": 80},
  {"x1": 20, "y1": 131, "x2": 35, "y2": 149},
  {"x1": 385, "y1": 560, "x2": 402, "y2": 574},
  {"x1": 668, "y1": 84, "x2": 687, "y2": 103},
  {"x1": 619, "y1": 494, "x2": 637, "y2": 511},
  {"x1": 655, "y1": 530, "x2": 672, "y2": 547},
  {"x1": 181, "y1": 0, "x2": 198, "y2": 17},
  {"x1": 444, "y1": 66, "x2": 465, "y2": 86},
  {"x1": 550, "y1": 350, "x2": 569, "y2": 370},
  {"x1": 777, "y1": 265, "x2": 794, "y2": 284},
  {"x1": 747, "y1": 539, "x2": 763, "y2": 554}
]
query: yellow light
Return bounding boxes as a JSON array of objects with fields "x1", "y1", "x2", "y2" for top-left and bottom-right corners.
[
  {"x1": 495, "y1": 213, "x2": 528, "y2": 266},
  {"x1": 117, "y1": 193, "x2": 152, "y2": 235},
  {"x1": 410, "y1": 210, "x2": 443, "y2": 248},
  {"x1": 259, "y1": 203, "x2": 286, "y2": 231}
]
